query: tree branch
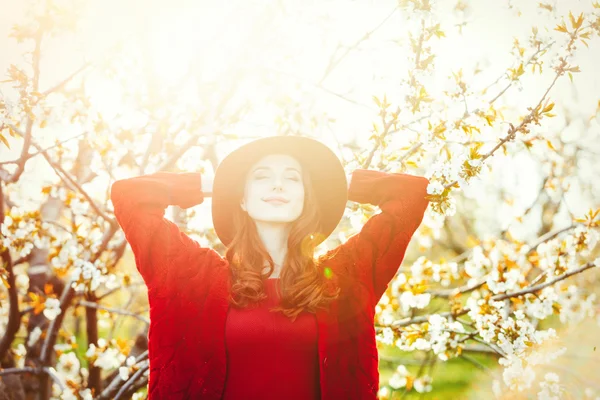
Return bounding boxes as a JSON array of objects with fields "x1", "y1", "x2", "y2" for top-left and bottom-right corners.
[{"x1": 491, "y1": 261, "x2": 597, "y2": 301}]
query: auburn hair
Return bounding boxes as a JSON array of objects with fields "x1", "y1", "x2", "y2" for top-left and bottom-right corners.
[{"x1": 225, "y1": 170, "x2": 341, "y2": 321}]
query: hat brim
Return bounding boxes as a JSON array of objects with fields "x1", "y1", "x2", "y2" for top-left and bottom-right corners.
[{"x1": 211, "y1": 136, "x2": 348, "y2": 247}]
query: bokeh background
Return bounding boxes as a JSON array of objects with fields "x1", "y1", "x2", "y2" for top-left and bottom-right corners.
[{"x1": 1, "y1": 0, "x2": 599, "y2": 399}]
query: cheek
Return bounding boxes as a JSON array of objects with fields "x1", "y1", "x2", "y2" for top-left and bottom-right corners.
[
  {"x1": 244, "y1": 182, "x2": 262, "y2": 202},
  {"x1": 243, "y1": 184, "x2": 267, "y2": 211}
]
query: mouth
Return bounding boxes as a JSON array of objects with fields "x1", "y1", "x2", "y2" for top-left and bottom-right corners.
[{"x1": 263, "y1": 197, "x2": 290, "y2": 205}]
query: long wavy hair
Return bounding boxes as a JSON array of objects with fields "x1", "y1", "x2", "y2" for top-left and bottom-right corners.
[{"x1": 225, "y1": 169, "x2": 341, "y2": 321}]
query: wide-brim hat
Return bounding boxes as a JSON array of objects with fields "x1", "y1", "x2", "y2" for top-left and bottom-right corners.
[{"x1": 212, "y1": 136, "x2": 348, "y2": 247}]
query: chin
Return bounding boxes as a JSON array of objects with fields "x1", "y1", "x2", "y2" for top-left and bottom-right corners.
[
  {"x1": 249, "y1": 208, "x2": 302, "y2": 223},
  {"x1": 249, "y1": 212, "x2": 301, "y2": 224}
]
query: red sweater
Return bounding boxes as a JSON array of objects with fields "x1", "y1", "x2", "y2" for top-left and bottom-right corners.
[
  {"x1": 110, "y1": 169, "x2": 429, "y2": 399},
  {"x1": 222, "y1": 278, "x2": 320, "y2": 399}
]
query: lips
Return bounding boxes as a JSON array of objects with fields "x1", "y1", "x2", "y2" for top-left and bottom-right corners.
[{"x1": 263, "y1": 196, "x2": 290, "y2": 204}]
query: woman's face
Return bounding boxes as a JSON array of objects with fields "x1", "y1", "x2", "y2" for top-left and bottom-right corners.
[{"x1": 240, "y1": 154, "x2": 305, "y2": 224}]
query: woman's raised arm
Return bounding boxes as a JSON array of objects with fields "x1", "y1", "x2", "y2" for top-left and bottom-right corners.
[
  {"x1": 110, "y1": 171, "x2": 223, "y2": 290},
  {"x1": 328, "y1": 169, "x2": 430, "y2": 304}
]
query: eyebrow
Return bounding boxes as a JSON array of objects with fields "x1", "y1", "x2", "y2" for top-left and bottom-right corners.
[{"x1": 252, "y1": 166, "x2": 301, "y2": 174}]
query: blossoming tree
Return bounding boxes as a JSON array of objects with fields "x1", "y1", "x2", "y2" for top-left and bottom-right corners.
[{"x1": 1, "y1": 0, "x2": 599, "y2": 399}]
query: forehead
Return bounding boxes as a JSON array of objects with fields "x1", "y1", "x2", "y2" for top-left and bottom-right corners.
[{"x1": 250, "y1": 153, "x2": 302, "y2": 171}]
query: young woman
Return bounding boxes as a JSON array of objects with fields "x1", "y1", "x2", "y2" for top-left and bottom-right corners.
[{"x1": 110, "y1": 136, "x2": 430, "y2": 400}]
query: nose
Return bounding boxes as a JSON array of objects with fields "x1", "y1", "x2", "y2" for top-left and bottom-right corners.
[{"x1": 273, "y1": 176, "x2": 284, "y2": 192}]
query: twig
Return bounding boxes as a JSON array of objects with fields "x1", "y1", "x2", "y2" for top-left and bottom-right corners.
[
  {"x1": 378, "y1": 309, "x2": 470, "y2": 330},
  {"x1": 5, "y1": 123, "x2": 115, "y2": 224},
  {"x1": 74, "y1": 300, "x2": 149, "y2": 324},
  {"x1": 443, "y1": 58, "x2": 568, "y2": 191},
  {"x1": 0, "y1": 366, "x2": 39, "y2": 376},
  {"x1": 319, "y1": 7, "x2": 397, "y2": 85},
  {"x1": 39, "y1": 62, "x2": 91, "y2": 99},
  {"x1": 113, "y1": 361, "x2": 149, "y2": 400},
  {"x1": 428, "y1": 278, "x2": 486, "y2": 298},
  {"x1": 488, "y1": 41, "x2": 555, "y2": 105},
  {"x1": 0, "y1": 131, "x2": 90, "y2": 166},
  {"x1": 470, "y1": 336, "x2": 508, "y2": 358},
  {"x1": 491, "y1": 261, "x2": 596, "y2": 301},
  {"x1": 0, "y1": 366, "x2": 65, "y2": 392},
  {"x1": 0, "y1": 188, "x2": 21, "y2": 359}
]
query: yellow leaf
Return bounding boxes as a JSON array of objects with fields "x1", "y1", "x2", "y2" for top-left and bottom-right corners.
[
  {"x1": 569, "y1": 72, "x2": 573, "y2": 82},
  {"x1": 0, "y1": 133, "x2": 9, "y2": 149},
  {"x1": 34, "y1": 302, "x2": 45, "y2": 315},
  {"x1": 575, "y1": 13, "x2": 584, "y2": 29},
  {"x1": 1, "y1": 276, "x2": 10, "y2": 289},
  {"x1": 546, "y1": 140, "x2": 556, "y2": 150},
  {"x1": 555, "y1": 23, "x2": 567, "y2": 33},
  {"x1": 44, "y1": 283, "x2": 53, "y2": 295},
  {"x1": 444, "y1": 146, "x2": 451, "y2": 160},
  {"x1": 372, "y1": 122, "x2": 379, "y2": 134},
  {"x1": 569, "y1": 11, "x2": 576, "y2": 28},
  {"x1": 372, "y1": 95, "x2": 381, "y2": 107},
  {"x1": 543, "y1": 102, "x2": 555, "y2": 113}
]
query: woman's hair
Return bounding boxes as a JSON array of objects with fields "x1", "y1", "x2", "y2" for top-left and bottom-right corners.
[{"x1": 225, "y1": 168, "x2": 341, "y2": 321}]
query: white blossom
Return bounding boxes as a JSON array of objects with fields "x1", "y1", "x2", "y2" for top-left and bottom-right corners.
[
  {"x1": 537, "y1": 372, "x2": 562, "y2": 400},
  {"x1": 427, "y1": 180, "x2": 444, "y2": 195},
  {"x1": 43, "y1": 298, "x2": 62, "y2": 321},
  {"x1": 399, "y1": 291, "x2": 431, "y2": 313},
  {"x1": 388, "y1": 365, "x2": 409, "y2": 389},
  {"x1": 28, "y1": 326, "x2": 43, "y2": 347},
  {"x1": 119, "y1": 366, "x2": 130, "y2": 380},
  {"x1": 93, "y1": 347, "x2": 123, "y2": 370},
  {"x1": 414, "y1": 376, "x2": 433, "y2": 393}
]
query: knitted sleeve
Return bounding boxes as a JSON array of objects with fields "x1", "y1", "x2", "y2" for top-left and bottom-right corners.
[
  {"x1": 110, "y1": 172, "x2": 223, "y2": 289},
  {"x1": 330, "y1": 169, "x2": 430, "y2": 303}
]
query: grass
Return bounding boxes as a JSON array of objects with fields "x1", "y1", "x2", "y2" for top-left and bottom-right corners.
[{"x1": 378, "y1": 343, "x2": 498, "y2": 399}]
